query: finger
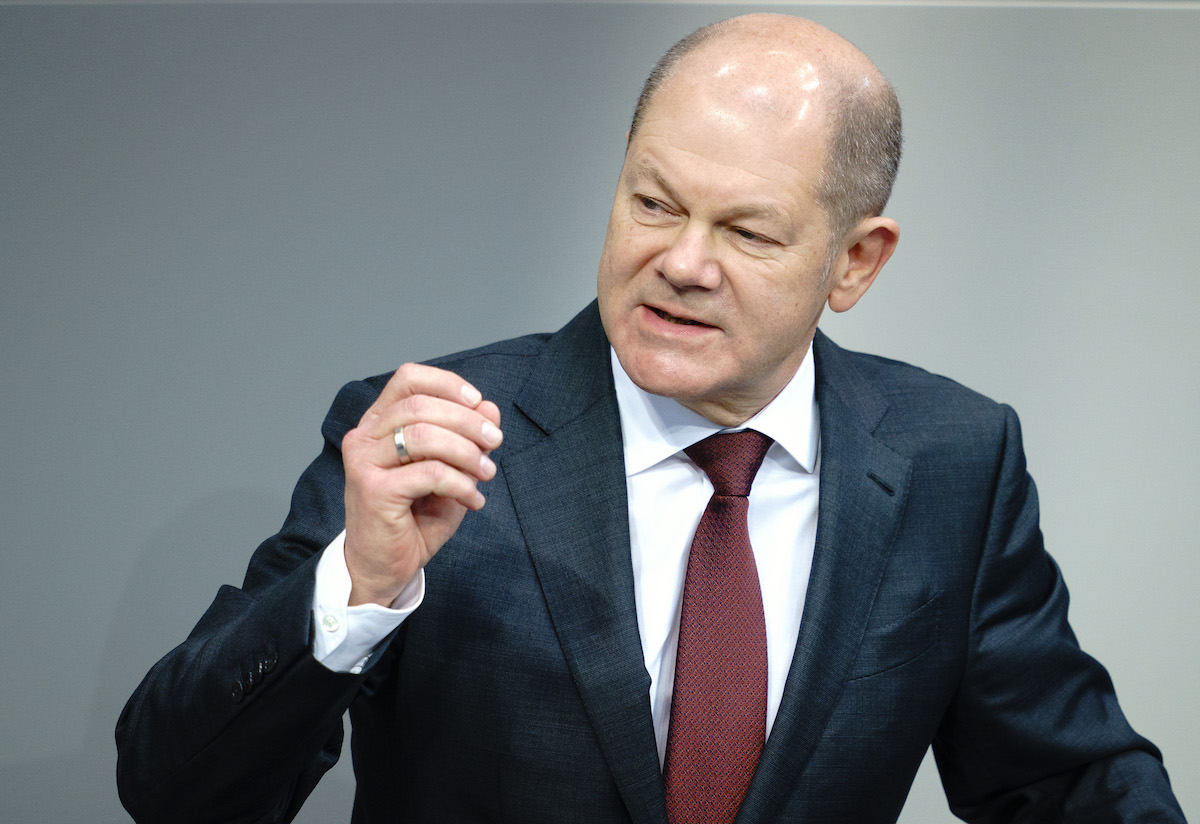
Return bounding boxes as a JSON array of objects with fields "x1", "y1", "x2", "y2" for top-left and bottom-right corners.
[
  {"x1": 476, "y1": 399, "x2": 502, "y2": 430},
  {"x1": 364, "y1": 393, "x2": 504, "y2": 453},
  {"x1": 385, "y1": 421, "x2": 498, "y2": 482},
  {"x1": 382, "y1": 458, "x2": 487, "y2": 512},
  {"x1": 366, "y1": 363, "x2": 486, "y2": 422}
]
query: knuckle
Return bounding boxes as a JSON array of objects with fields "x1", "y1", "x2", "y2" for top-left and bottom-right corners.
[
  {"x1": 394, "y1": 362, "x2": 421, "y2": 383},
  {"x1": 403, "y1": 420, "x2": 432, "y2": 447},
  {"x1": 357, "y1": 407, "x2": 380, "y2": 428},
  {"x1": 342, "y1": 427, "x2": 369, "y2": 454},
  {"x1": 417, "y1": 459, "x2": 446, "y2": 484},
  {"x1": 402, "y1": 393, "x2": 431, "y2": 418}
]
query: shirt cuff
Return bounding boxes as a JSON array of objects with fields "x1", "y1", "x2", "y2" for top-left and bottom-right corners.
[{"x1": 311, "y1": 530, "x2": 425, "y2": 674}]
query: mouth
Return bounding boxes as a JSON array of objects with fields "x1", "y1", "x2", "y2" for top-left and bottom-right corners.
[{"x1": 648, "y1": 306, "x2": 715, "y2": 328}]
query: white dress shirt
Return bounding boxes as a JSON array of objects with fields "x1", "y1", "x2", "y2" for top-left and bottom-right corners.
[
  {"x1": 311, "y1": 346, "x2": 821, "y2": 765},
  {"x1": 612, "y1": 347, "x2": 820, "y2": 764}
]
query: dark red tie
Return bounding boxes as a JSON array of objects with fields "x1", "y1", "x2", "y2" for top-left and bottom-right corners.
[{"x1": 663, "y1": 429, "x2": 774, "y2": 824}]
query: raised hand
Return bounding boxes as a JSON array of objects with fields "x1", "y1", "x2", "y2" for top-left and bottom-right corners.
[{"x1": 340, "y1": 363, "x2": 503, "y2": 607}]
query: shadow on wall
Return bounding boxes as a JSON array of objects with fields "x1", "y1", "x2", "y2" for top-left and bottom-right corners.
[{"x1": 0, "y1": 488, "x2": 356, "y2": 823}]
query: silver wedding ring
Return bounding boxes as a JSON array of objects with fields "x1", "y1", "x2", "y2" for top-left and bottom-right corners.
[{"x1": 393, "y1": 426, "x2": 409, "y2": 463}]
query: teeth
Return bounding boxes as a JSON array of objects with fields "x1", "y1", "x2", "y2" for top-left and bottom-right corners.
[{"x1": 654, "y1": 307, "x2": 701, "y2": 325}]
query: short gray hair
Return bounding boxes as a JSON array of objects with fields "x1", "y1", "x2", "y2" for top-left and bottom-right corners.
[
  {"x1": 815, "y1": 71, "x2": 903, "y2": 241},
  {"x1": 628, "y1": 21, "x2": 902, "y2": 243}
]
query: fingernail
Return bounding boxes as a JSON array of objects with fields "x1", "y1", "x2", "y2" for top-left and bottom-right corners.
[
  {"x1": 482, "y1": 421, "x2": 503, "y2": 447},
  {"x1": 461, "y1": 384, "x2": 482, "y2": 406},
  {"x1": 480, "y1": 455, "x2": 496, "y2": 477}
]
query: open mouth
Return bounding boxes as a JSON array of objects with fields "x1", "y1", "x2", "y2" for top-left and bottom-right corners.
[{"x1": 650, "y1": 306, "x2": 712, "y2": 327}]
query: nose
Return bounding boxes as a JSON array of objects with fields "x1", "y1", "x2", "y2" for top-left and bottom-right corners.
[{"x1": 659, "y1": 222, "x2": 721, "y2": 290}]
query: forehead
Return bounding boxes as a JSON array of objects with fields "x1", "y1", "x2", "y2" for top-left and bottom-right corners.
[{"x1": 627, "y1": 76, "x2": 828, "y2": 222}]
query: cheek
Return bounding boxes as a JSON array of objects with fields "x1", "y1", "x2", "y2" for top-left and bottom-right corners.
[
  {"x1": 601, "y1": 228, "x2": 659, "y2": 286},
  {"x1": 732, "y1": 281, "x2": 823, "y2": 346},
  {"x1": 596, "y1": 249, "x2": 629, "y2": 301},
  {"x1": 597, "y1": 244, "x2": 640, "y2": 328}
]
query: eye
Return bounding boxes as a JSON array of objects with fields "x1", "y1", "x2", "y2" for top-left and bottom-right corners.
[
  {"x1": 731, "y1": 226, "x2": 774, "y2": 245},
  {"x1": 638, "y1": 196, "x2": 666, "y2": 213},
  {"x1": 632, "y1": 195, "x2": 678, "y2": 225}
]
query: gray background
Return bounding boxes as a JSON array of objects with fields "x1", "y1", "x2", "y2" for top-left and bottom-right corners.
[{"x1": 2, "y1": 2, "x2": 1197, "y2": 821}]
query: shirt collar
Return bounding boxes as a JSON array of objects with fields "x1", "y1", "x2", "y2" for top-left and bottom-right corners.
[{"x1": 611, "y1": 345, "x2": 819, "y2": 477}]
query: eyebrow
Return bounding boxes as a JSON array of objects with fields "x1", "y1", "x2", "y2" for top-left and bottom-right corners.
[
  {"x1": 625, "y1": 159, "x2": 682, "y2": 205},
  {"x1": 625, "y1": 158, "x2": 790, "y2": 230}
]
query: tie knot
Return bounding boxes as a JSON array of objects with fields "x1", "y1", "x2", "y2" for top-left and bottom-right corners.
[{"x1": 684, "y1": 430, "x2": 774, "y2": 497}]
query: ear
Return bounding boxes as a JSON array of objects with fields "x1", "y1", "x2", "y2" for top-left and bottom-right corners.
[{"x1": 826, "y1": 216, "x2": 900, "y2": 313}]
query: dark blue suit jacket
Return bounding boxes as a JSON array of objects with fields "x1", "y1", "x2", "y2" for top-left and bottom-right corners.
[{"x1": 117, "y1": 302, "x2": 1184, "y2": 823}]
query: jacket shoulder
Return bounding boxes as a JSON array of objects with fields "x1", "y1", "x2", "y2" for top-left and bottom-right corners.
[
  {"x1": 813, "y1": 332, "x2": 1016, "y2": 465},
  {"x1": 818, "y1": 332, "x2": 1004, "y2": 415}
]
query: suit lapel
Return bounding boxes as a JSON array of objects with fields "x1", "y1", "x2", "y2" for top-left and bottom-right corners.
[
  {"x1": 499, "y1": 313, "x2": 913, "y2": 823},
  {"x1": 738, "y1": 332, "x2": 913, "y2": 823},
  {"x1": 501, "y1": 303, "x2": 669, "y2": 824}
]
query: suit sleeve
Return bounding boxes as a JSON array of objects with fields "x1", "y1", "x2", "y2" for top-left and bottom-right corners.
[
  {"x1": 115, "y1": 379, "x2": 393, "y2": 824},
  {"x1": 931, "y1": 405, "x2": 1185, "y2": 823}
]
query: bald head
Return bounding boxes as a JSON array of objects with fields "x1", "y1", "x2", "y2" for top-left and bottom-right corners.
[{"x1": 629, "y1": 14, "x2": 902, "y2": 241}]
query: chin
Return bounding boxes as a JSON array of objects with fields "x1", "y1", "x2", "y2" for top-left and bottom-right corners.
[{"x1": 621, "y1": 351, "x2": 714, "y2": 404}]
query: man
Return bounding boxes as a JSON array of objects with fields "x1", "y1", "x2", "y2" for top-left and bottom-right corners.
[{"x1": 116, "y1": 14, "x2": 1184, "y2": 824}]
